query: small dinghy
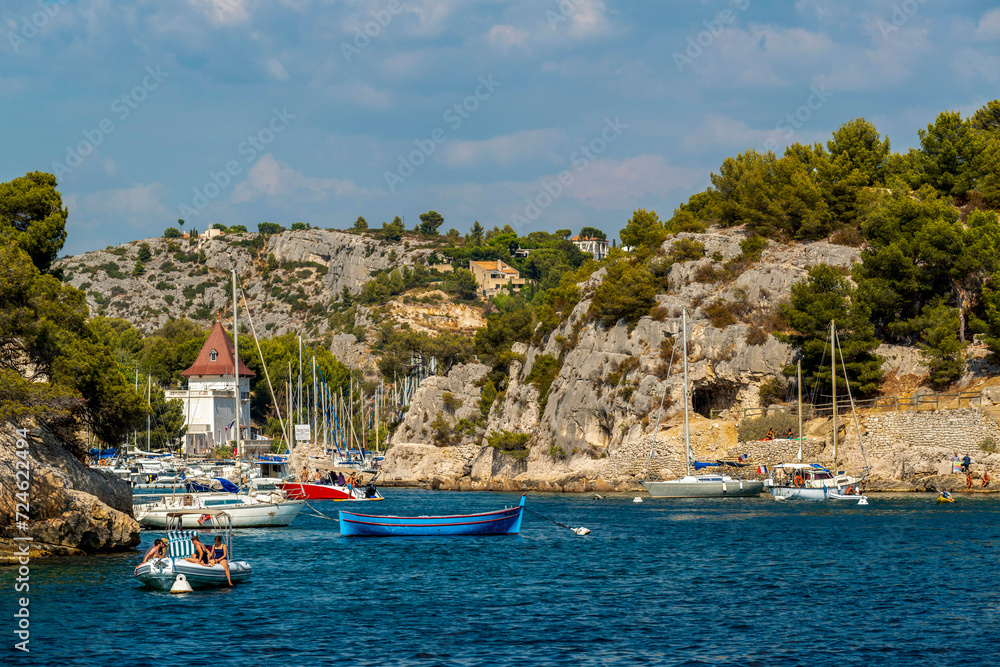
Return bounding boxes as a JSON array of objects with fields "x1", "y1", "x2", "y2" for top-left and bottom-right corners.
[
  {"x1": 134, "y1": 511, "x2": 252, "y2": 590},
  {"x1": 339, "y1": 494, "x2": 525, "y2": 537}
]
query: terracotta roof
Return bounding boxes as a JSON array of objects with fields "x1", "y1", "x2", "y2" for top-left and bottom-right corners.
[{"x1": 181, "y1": 317, "x2": 256, "y2": 378}]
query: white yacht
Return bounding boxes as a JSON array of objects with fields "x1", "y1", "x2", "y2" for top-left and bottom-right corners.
[{"x1": 134, "y1": 491, "x2": 304, "y2": 528}]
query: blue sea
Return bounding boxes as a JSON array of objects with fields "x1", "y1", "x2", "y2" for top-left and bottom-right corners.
[{"x1": 5, "y1": 489, "x2": 1000, "y2": 666}]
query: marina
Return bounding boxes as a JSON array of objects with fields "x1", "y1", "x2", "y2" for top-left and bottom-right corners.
[{"x1": 15, "y1": 489, "x2": 1000, "y2": 665}]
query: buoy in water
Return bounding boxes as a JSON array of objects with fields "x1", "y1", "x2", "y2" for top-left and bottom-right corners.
[
  {"x1": 169, "y1": 573, "x2": 193, "y2": 594},
  {"x1": 857, "y1": 496, "x2": 869, "y2": 506},
  {"x1": 633, "y1": 497, "x2": 643, "y2": 503},
  {"x1": 592, "y1": 494, "x2": 604, "y2": 500},
  {"x1": 773, "y1": 495, "x2": 787, "y2": 502},
  {"x1": 573, "y1": 527, "x2": 591, "y2": 536}
]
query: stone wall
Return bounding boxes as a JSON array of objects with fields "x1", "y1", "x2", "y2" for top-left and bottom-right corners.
[{"x1": 861, "y1": 409, "x2": 1000, "y2": 456}]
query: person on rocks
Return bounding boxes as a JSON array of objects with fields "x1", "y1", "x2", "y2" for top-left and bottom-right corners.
[
  {"x1": 952, "y1": 452, "x2": 961, "y2": 474},
  {"x1": 982, "y1": 471, "x2": 992, "y2": 489},
  {"x1": 962, "y1": 454, "x2": 972, "y2": 473},
  {"x1": 966, "y1": 471, "x2": 974, "y2": 490},
  {"x1": 764, "y1": 428, "x2": 775, "y2": 441},
  {"x1": 786, "y1": 428, "x2": 794, "y2": 440}
]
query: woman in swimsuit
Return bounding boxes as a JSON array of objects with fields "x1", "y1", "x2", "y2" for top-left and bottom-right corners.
[
  {"x1": 183, "y1": 536, "x2": 210, "y2": 566},
  {"x1": 209, "y1": 536, "x2": 232, "y2": 585}
]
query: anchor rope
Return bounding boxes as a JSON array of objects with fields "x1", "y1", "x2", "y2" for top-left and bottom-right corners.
[{"x1": 523, "y1": 507, "x2": 576, "y2": 531}]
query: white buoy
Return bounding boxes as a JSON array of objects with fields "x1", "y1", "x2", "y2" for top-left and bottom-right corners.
[
  {"x1": 857, "y1": 496, "x2": 869, "y2": 506},
  {"x1": 773, "y1": 495, "x2": 787, "y2": 502},
  {"x1": 169, "y1": 573, "x2": 193, "y2": 594},
  {"x1": 592, "y1": 494, "x2": 604, "y2": 500},
  {"x1": 573, "y1": 527, "x2": 591, "y2": 536},
  {"x1": 633, "y1": 497, "x2": 643, "y2": 503}
]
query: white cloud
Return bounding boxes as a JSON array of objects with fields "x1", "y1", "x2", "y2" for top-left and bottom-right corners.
[
  {"x1": 488, "y1": 24, "x2": 529, "y2": 50},
  {"x1": 187, "y1": 0, "x2": 250, "y2": 26},
  {"x1": 80, "y1": 182, "x2": 169, "y2": 217},
  {"x1": 953, "y1": 48, "x2": 1000, "y2": 83},
  {"x1": 976, "y1": 8, "x2": 1000, "y2": 40},
  {"x1": 232, "y1": 154, "x2": 371, "y2": 203},
  {"x1": 561, "y1": 0, "x2": 612, "y2": 39},
  {"x1": 441, "y1": 129, "x2": 567, "y2": 168},
  {"x1": 561, "y1": 155, "x2": 702, "y2": 210},
  {"x1": 267, "y1": 58, "x2": 290, "y2": 81}
]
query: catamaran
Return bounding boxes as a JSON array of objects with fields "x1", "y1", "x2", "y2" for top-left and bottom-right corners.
[
  {"x1": 763, "y1": 321, "x2": 867, "y2": 501},
  {"x1": 642, "y1": 309, "x2": 764, "y2": 498}
]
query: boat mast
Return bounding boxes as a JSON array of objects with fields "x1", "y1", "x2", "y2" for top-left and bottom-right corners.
[
  {"x1": 682, "y1": 308, "x2": 691, "y2": 477},
  {"x1": 233, "y1": 269, "x2": 240, "y2": 457},
  {"x1": 146, "y1": 373, "x2": 151, "y2": 451},
  {"x1": 831, "y1": 319, "x2": 837, "y2": 472},
  {"x1": 797, "y1": 359, "x2": 803, "y2": 462},
  {"x1": 297, "y1": 336, "x2": 303, "y2": 429}
]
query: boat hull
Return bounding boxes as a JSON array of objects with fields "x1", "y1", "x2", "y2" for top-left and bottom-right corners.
[
  {"x1": 136, "y1": 500, "x2": 304, "y2": 528},
  {"x1": 277, "y1": 482, "x2": 383, "y2": 501},
  {"x1": 340, "y1": 505, "x2": 523, "y2": 536},
  {"x1": 768, "y1": 484, "x2": 853, "y2": 500},
  {"x1": 135, "y1": 558, "x2": 252, "y2": 590},
  {"x1": 642, "y1": 479, "x2": 764, "y2": 498}
]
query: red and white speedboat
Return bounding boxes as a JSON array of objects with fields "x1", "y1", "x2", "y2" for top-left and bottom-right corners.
[{"x1": 277, "y1": 479, "x2": 383, "y2": 501}]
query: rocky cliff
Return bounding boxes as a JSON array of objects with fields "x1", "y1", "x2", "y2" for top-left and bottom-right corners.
[{"x1": 0, "y1": 422, "x2": 140, "y2": 563}]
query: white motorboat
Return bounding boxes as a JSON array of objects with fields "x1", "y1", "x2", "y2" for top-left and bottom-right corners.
[
  {"x1": 134, "y1": 491, "x2": 304, "y2": 528},
  {"x1": 134, "y1": 511, "x2": 252, "y2": 590}
]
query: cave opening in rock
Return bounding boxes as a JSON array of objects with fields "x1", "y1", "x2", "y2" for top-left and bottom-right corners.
[{"x1": 691, "y1": 382, "x2": 739, "y2": 418}]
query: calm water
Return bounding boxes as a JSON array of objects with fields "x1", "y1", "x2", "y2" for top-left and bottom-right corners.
[{"x1": 4, "y1": 489, "x2": 1000, "y2": 666}]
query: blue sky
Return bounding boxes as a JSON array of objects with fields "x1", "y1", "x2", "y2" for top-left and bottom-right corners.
[{"x1": 2, "y1": 0, "x2": 998, "y2": 255}]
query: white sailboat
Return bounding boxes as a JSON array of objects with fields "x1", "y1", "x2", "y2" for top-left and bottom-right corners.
[
  {"x1": 763, "y1": 320, "x2": 867, "y2": 501},
  {"x1": 642, "y1": 309, "x2": 764, "y2": 498}
]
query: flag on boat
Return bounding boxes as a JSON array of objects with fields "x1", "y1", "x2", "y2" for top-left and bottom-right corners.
[
  {"x1": 224, "y1": 420, "x2": 235, "y2": 431},
  {"x1": 757, "y1": 465, "x2": 767, "y2": 476}
]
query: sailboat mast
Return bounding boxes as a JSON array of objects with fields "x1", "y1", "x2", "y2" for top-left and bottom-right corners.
[
  {"x1": 831, "y1": 319, "x2": 837, "y2": 472},
  {"x1": 146, "y1": 374, "x2": 151, "y2": 450},
  {"x1": 682, "y1": 308, "x2": 691, "y2": 477},
  {"x1": 797, "y1": 359, "x2": 803, "y2": 462},
  {"x1": 233, "y1": 269, "x2": 240, "y2": 456}
]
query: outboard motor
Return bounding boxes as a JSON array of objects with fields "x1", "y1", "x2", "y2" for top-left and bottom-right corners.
[{"x1": 365, "y1": 484, "x2": 377, "y2": 498}]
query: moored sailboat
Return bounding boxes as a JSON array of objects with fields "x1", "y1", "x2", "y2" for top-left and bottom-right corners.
[{"x1": 642, "y1": 309, "x2": 764, "y2": 498}]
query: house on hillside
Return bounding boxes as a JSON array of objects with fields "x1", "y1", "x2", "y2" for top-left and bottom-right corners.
[
  {"x1": 571, "y1": 235, "x2": 610, "y2": 261},
  {"x1": 165, "y1": 316, "x2": 256, "y2": 455},
  {"x1": 468, "y1": 259, "x2": 526, "y2": 297}
]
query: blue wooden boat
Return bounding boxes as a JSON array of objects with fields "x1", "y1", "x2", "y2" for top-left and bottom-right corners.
[{"x1": 339, "y1": 494, "x2": 525, "y2": 536}]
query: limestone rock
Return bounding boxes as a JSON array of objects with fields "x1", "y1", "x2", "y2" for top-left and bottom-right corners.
[
  {"x1": 391, "y1": 362, "x2": 489, "y2": 447},
  {"x1": 0, "y1": 423, "x2": 140, "y2": 563}
]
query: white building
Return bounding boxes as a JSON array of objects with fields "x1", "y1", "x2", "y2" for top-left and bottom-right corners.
[
  {"x1": 166, "y1": 317, "x2": 256, "y2": 455},
  {"x1": 571, "y1": 234, "x2": 610, "y2": 261}
]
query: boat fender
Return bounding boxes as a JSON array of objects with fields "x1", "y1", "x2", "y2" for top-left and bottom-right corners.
[
  {"x1": 169, "y1": 573, "x2": 194, "y2": 594},
  {"x1": 857, "y1": 497, "x2": 869, "y2": 506},
  {"x1": 573, "y1": 527, "x2": 591, "y2": 536},
  {"x1": 633, "y1": 497, "x2": 643, "y2": 503},
  {"x1": 793, "y1": 476, "x2": 803, "y2": 487}
]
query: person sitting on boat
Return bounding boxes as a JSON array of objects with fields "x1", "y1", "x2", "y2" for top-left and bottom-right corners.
[
  {"x1": 939, "y1": 489, "x2": 952, "y2": 500},
  {"x1": 764, "y1": 428, "x2": 775, "y2": 441},
  {"x1": 135, "y1": 538, "x2": 167, "y2": 573},
  {"x1": 209, "y1": 536, "x2": 233, "y2": 586},
  {"x1": 336, "y1": 472, "x2": 346, "y2": 486},
  {"x1": 184, "y1": 536, "x2": 210, "y2": 566}
]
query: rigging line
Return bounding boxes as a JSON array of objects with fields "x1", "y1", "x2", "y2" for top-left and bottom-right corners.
[
  {"x1": 238, "y1": 280, "x2": 288, "y2": 448},
  {"x1": 642, "y1": 335, "x2": 678, "y2": 482},
  {"x1": 835, "y1": 328, "x2": 870, "y2": 473}
]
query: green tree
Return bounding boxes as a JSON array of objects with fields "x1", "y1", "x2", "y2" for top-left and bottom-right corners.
[
  {"x1": 419, "y1": 210, "x2": 444, "y2": 235},
  {"x1": 382, "y1": 216, "x2": 405, "y2": 242},
  {"x1": 468, "y1": 221, "x2": 484, "y2": 246},
  {"x1": 0, "y1": 171, "x2": 68, "y2": 273},
  {"x1": 589, "y1": 261, "x2": 657, "y2": 328},
  {"x1": 163, "y1": 227, "x2": 182, "y2": 238},
  {"x1": 132, "y1": 259, "x2": 145, "y2": 276},
  {"x1": 258, "y1": 222, "x2": 285, "y2": 234},
  {"x1": 290, "y1": 222, "x2": 307, "y2": 231},
  {"x1": 354, "y1": 215, "x2": 368, "y2": 231},
  {"x1": 918, "y1": 111, "x2": 986, "y2": 198},
  {"x1": 147, "y1": 386, "x2": 187, "y2": 449},
  {"x1": 446, "y1": 268, "x2": 480, "y2": 301},
  {"x1": 913, "y1": 301, "x2": 964, "y2": 388},
  {"x1": 138, "y1": 242, "x2": 152, "y2": 262},
  {"x1": 826, "y1": 118, "x2": 891, "y2": 186},
  {"x1": 619, "y1": 208, "x2": 667, "y2": 251},
  {"x1": 579, "y1": 226, "x2": 606, "y2": 239},
  {"x1": 228, "y1": 224, "x2": 248, "y2": 233},
  {"x1": 781, "y1": 264, "x2": 883, "y2": 396},
  {"x1": 970, "y1": 99, "x2": 1000, "y2": 133}
]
